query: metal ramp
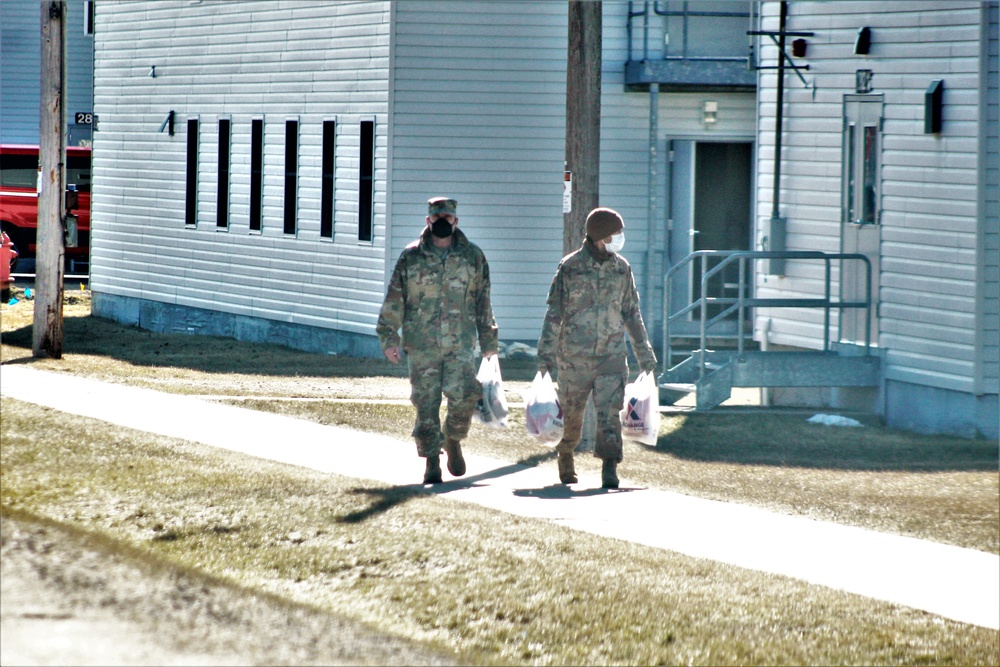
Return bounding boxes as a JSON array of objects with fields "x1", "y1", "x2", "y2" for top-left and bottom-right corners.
[{"x1": 658, "y1": 250, "x2": 879, "y2": 410}]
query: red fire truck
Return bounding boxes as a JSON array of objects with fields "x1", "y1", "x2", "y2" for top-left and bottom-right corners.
[{"x1": 0, "y1": 144, "x2": 91, "y2": 273}]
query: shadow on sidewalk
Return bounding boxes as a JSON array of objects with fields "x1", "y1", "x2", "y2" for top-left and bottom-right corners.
[
  {"x1": 512, "y1": 485, "x2": 639, "y2": 499},
  {"x1": 338, "y1": 451, "x2": 560, "y2": 524}
]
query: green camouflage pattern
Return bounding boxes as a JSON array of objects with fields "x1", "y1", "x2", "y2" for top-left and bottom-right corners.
[
  {"x1": 427, "y1": 197, "x2": 457, "y2": 216},
  {"x1": 536, "y1": 241, "x2": 657, "y2": 373},
  {"x1": 377, "y1": 227, "x2": 498, "y2": 356},
  {"x1": 408, "y1": 348, "x2": 480, "y2": 457},
  {"x1": 555, "y1": 356, "x2": 628, "y2": 461},
  {"x1": 378, "y1": 226, "x2": 498, "y2": 458}
]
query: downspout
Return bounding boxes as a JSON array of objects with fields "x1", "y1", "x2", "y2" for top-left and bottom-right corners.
[
  {"x1": 664, "y1": 138, "x2": 673, "y2": 271},
  {"x1": 767, "y1": 0, "x2": 788, "y2": 276},
  {"x1": 760, "y1": 317, "x2": 772, "y2": 406},
  {"x1": 772, "y1": 0, "x2": 786, "y2": 221},
  {"x1": 645, "y1": 83, "x2": 659, "y2": 337}
]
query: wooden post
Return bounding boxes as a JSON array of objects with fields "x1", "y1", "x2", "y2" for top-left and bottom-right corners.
[
  {"x1": 564, "y1": 0, "x2": 602, "y2": 256},
  {"x1": 34, "y1": 0, "x2": 67, "y2": 358},
  {"x1": 565, "y1": 1, "x2": 602, "y2": 451}
]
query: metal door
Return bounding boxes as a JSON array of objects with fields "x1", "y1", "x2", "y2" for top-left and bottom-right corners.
[
  {"x1": 666, "y1": 140, "x2": 753, "y2": 330},
  {"x1": 841, "y1": 96, "x2": 882, "y2": 345},
  {"x1": 693, "y1": 142, "x2": 752, "y2": 317}
]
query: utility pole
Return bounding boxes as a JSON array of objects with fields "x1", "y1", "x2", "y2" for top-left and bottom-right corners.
[
  {"x1": 34, "y1": 0, "x2": 67, "y2": 358},
  {"x1": 563, "y1": 0, "x2": 602, "y2": 256},
  {"x1": 564, "y1": 1, "x2": 603, "y2": 450}
]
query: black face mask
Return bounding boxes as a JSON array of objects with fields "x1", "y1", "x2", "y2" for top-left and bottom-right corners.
[{"x1": 431, "y1": 218, "x2": 454, "y2": 238}]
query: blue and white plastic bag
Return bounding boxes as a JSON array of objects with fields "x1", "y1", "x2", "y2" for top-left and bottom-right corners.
[
  {"x1": 620, "y1": 371, "x2": 660, "y2": 446},
  {"x1": 474, "y1": 355, "x2": 509, "y2": 428}
]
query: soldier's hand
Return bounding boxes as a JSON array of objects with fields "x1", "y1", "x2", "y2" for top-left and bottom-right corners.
[
  {"x1": 642, "y1": 361, "x2": 658, "y2": 374},
  {"x1": 384, "y1": 346, "x2": 402, "y2": 364}
]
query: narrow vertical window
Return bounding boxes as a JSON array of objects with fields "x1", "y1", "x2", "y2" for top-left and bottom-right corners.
[
  {"x1": 185, "y1": 118, "x2": 199, "y2": 227},
  {"x1": 283, "y1": 119, "x2": 298, "y2": 236},
  {"x1": 250, "y1": 118, "x2": 263, "y2": 232},
  {"x1": 845, "y1": 124, "x2": 856, "y2": 222},
  {"x1": 358, "y1": 120, "x2": 375, "y2": 242},
  {"x1": 321, "y1": 120, "x2": 336, "y2": 239},
  {"x1": 861, "y1": 126, "x2": 878, "y2": 224},
  {"x1": 84, "y1": 0, "x2": 95, "y2": 35},
  {"x1": 216, "y1": 119, "x2": 231, "y2": 229},
  {"x1": 842, "y1": 97, "x2": 881, "y2": 225}
]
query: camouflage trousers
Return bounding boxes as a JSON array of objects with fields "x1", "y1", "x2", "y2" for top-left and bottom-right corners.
[
  {"x1": 555, "y1": 355, "x2": 628, "y2": 461},
  {"x1": 407, "y1": 348, "x2": 481, "y2": 458}
]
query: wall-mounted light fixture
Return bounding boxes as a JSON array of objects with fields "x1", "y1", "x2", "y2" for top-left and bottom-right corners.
[
  {"x1": 925, "y1": 79, "x2": 944, "y2": 134},
  {"x1": 159, "y1": 110, "x2": 175, "y2": 136},
  {"x1": 791, "y1": 38, "x2": 807, "y2": 58},
  {"x1": 148, "y1": 65, "x2": 157, "y2": 78},
  {"x1": 854, "y1": 27, "x2": 871, "y2": 55},
  {"x1": 702, "y1": 101, "x2": 718, "y2": 127}
]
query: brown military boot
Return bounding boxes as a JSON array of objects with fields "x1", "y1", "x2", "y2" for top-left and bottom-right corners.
[
  {"x1": 558, "y1": 451, "x2": 578, "y2": 484},
  {"x1": 443, "y1": 438, "x2": 466, "y2": 477},
  {"x1": 601, "y1": 458, "x2": 619, "y2": 489},
  {"x1": 423, "y1": 455, "x2": 443, "y2": 484}
]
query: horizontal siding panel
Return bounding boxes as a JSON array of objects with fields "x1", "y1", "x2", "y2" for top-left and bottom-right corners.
[
  {"x1": 882, "y1": 242, "x2": 978, "y2": 265},
  {"x1": 883, "y1": 364, "x2": 975, "y2": 394},
  {"x1": 881, "y1": 287, "x2": 976, "y2": 313},
  {"x1": 881, "y1": 225, "x2": 977, "y2": 249},
  {"x1": 881, "y1": 256, "x2": 977, "y2": 281},
  {"x1": 881, "y1": 272, "x2": 977, "y2": 298},
  {"x1": 881, "y1": 303, "x2": 975, "y2": 329}
]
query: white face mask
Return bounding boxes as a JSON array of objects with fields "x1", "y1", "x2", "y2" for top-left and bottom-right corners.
[{"x1": 605, "y1": 232, "x2": 625, "y2": 253}]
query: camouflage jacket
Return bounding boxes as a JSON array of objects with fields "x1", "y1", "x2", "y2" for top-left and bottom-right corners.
[
  {"x1": 537, "y1": 240, "x2": 656, "y2": 371},
  {"x1": 377, "y1": 227, "x2": 498, "y2": 357}
]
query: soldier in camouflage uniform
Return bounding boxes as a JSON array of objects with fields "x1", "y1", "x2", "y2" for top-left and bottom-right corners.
[
  {"x1": 377, "y1": 197, "x2": 499, "y2": 484},
  {"x1": 537, "y1": 207, "x2": 657, "y2": 489}
]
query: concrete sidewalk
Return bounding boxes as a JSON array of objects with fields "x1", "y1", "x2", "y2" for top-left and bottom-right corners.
[{"x1": 2, "y1": 365, "x2": 997, "y2": 630}]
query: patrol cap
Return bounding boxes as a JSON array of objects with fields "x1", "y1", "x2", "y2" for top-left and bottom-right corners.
[
  {"x1": 428, "y1": 197, "x2": 458, "y2": 217},
  {"x1": 586, "y1": 207, "x2": 624, "y2": 240}
]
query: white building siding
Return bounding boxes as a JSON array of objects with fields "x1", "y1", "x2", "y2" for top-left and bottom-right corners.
[
  {"x1": 91, "y1": 0, "x2": 390, "y2": 340},
  {"x1": 389, "y1": 1, "x2": 568, "y2": 342},
  {"x1": 755, "y1": 1, "x2": 989, "y2": 394},
  {"x1": 0, "y1": 0, "x2": 94, "y2": 145}
]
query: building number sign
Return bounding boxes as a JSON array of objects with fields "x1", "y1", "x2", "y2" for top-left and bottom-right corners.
[{"x1": 75, "y1": 112, "x2": 94, "y2": 125}]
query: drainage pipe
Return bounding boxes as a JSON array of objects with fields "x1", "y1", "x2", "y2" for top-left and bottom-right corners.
[
  {"x1": 760, "y1": 317, "x2": 772, "y2": 406},
  {"x1": 645, "y1": 83, "x2": 660, "y2": 338}
]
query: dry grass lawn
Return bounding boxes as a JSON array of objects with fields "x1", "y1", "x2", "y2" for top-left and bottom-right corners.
[{"x1": 2, "y1": 289, "x2": 999, "y2": 664}]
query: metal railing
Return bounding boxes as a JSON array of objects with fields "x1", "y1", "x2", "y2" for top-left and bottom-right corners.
[
  {"x1": 626, "y1": 1, "x2": 754, "y2": 63},
  {"x1": 662, "y1": 250, "x2": 873, "y2": 380}
]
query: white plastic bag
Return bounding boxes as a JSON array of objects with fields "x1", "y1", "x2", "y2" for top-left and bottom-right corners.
[
  {"x1": 474, "y1": 355, "x2": 509, "y2": 428},
  {"x1": 524, "y1": 371, "x2": 564, "y2": 444},
  {"x1": 620, "y1": 371, "x2": 660, "y2": 446}
]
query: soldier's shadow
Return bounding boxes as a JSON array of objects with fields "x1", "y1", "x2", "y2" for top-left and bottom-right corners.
[
  {"x1": 337, "y1": 450, "x2": 561, "y2": 524},
  {"x1": 512, "y1": 485, "x2": 638, "y2": 499}
]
